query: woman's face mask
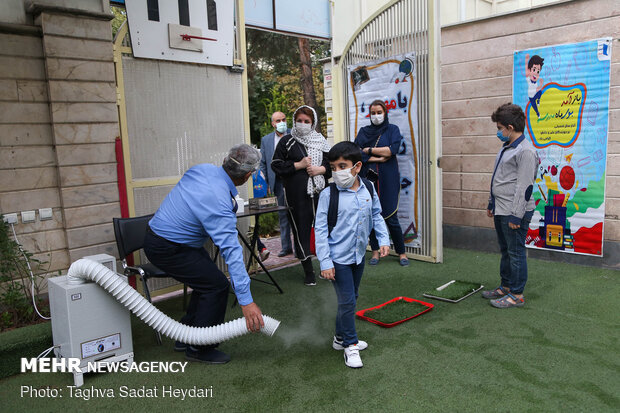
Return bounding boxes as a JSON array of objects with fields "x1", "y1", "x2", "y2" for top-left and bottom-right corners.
[
  {"x1": 370, "y1": 114, "x2": 384, "y2": 125},
  {"x1": 332, "y1": 163, "x2": 360, "y2": 188},
  {"x1": 295, "y1": 122, "x2": 312, "y2": 136}
]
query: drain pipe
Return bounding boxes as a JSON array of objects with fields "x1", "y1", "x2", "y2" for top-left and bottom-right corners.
[{"x1": 67, "y1": 259, "x2": 280, "y2": 345}]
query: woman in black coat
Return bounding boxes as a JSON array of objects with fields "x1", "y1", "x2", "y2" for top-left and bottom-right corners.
[{"x1": 271, "y1": 105, "x2": 331, "y2": 286}]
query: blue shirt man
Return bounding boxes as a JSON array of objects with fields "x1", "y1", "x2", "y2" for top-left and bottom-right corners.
[
  {"x1": 144, "y1": 144, "x2": 264, "y2": 364},
  {"x1": 149, "y1": 164, "x2": 253, "y2": 305}
]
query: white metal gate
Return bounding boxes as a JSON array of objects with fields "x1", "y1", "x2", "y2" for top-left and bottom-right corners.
[{"x1": 340, "y1": 0, "x2": 442, "y2": 262}]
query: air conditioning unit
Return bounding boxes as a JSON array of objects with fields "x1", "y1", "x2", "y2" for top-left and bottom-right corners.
[{"x1": 48, "y1": 254, "x2": 133, "y2": 387}]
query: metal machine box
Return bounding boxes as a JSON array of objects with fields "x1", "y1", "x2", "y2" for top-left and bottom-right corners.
[
  {"x1": 48, "y1": 274, "x2": 134, "y2": 386},
  {"x1": 249, "y1": 196, "x2": 278, "y2": 209}
]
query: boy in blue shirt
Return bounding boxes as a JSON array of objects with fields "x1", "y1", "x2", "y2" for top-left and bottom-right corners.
[{"x1": 315, "y1": 141, "x2": 390, "y2": 368}]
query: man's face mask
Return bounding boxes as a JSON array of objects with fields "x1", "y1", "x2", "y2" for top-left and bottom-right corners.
[{"x1": 276, "y1": 121, "x2": 287, "y2": 134}]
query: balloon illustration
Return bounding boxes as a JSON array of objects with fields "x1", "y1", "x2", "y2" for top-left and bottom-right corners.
[
  {"x1": 559, "y1": 166, "x2": 575, "y2": 190},
  {"x1": 395, "y1": 58, "x2": 414, "y2": 83}
]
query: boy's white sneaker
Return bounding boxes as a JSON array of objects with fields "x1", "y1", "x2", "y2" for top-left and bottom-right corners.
[
  {"x1": 333, "y1": 336, "x2": 368, "y2": 351},
  {"x1": 344, "y1": 344, "x2": 363, "y2": 368}
]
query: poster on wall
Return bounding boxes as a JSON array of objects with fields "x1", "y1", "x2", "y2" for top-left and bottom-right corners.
[
  {"x1": 513, "y1": 38, "x2": 612, "y2": 256},
  {"x1": 347, "y1": 53, "x2": 421, "y2": 248}
]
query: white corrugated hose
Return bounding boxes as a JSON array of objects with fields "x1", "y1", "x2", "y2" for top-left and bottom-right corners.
[{"x1": 67, "y1": 259, "x2": 280, "y2": 345}]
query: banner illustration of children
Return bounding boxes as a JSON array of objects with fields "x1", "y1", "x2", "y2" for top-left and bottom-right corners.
[
  {"x1": 347, "y1": 53, "x2": 421, "y2": 248},
  {"x1": 513, "y1": 38, "x2": 612, "y2": 256}
]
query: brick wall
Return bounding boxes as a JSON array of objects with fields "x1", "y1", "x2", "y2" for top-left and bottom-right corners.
[
  {"x1": 0, "y1": 6, "x2": 120, "y2": 274},
  {"x1": 441, "y1": 0, "x2": 620, "y2": 264},
  {"x1": 0, "y1": 27, "x2": 68, "y2": 272},
  {"x1": 37, "y1": 11, "x2": 120, "y2": 263}
]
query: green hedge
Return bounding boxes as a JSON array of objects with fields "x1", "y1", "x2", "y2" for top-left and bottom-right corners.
[{"x1": 0, "y1": 321, "x2": 52, "y2": 379}]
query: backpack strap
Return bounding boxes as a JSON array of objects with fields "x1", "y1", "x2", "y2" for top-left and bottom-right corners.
[
  {"x1": 327, "y1": 183, "x2": 339, "y2": 236},
  {"x1": 361, "y1": 177, "x2": 375, "y2": 199}
]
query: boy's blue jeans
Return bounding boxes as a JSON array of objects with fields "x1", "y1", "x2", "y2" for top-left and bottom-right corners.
[
  {"x1": 332, "y1": 261, "x2": 365, "y2": 347},
  {"x1": 493, "y1": 211, "x2": 533, "y2": 295}
]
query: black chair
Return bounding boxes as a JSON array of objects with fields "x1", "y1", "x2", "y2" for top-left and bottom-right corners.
[{"x1": 112, "y1": 214, "x2": 184, "y2": 345}]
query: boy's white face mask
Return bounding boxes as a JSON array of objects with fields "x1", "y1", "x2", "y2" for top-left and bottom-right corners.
[{"x1": 332, "y1": 163, "x2": 360, "y2": 188}]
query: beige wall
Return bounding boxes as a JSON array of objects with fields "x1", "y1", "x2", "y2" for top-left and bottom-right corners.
[
  {"x1": 441, "y1": 0, "x2": 620, "y2": 243},
  {"x1": 440, "y1": 0, "x2": 569, "y2": 26},
  {"x1": 38, "y1": 11, "x2": 121, "y2": 263},
  {"x1": 0, "y1": 3, "x2": 120, "y2": 274},
  {"x1": 0, "y1": 0, "x2": 109, "y2": 25},
  {"x1": 0, "y1": 28, "x2": 69, "y2": 272}
]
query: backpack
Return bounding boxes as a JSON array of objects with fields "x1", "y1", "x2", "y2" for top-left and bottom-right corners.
[{"x1": 326, "y1": 178, "x2": 375, "y2": 236}]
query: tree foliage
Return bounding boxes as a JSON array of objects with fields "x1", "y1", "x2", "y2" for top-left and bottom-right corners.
[
  {"x1": 247, "y1": 29, "x2": 330, "y2": 145},
  {"x1": 110, "y1": 6, "x2": 127, "y2": 38},
  {"x1": 0, "y1": 218, "x2": 51, "y2": 330}
]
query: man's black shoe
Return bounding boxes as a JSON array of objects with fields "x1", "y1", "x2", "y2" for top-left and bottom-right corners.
[
  {"x1": 174, "y1": 341, "x2": 186, "y2": 352},
  {"x1": 185, "y1": 346, "x2": 231, "y2": 364},
  {"x1": 278, "y1": 249, "x2": 293, "y2": 257}
]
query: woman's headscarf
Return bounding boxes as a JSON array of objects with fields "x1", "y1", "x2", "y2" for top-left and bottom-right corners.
[
  {"x1": 355, "y1": 101, "x2": 390, "y2": 148},
  {"x1": 290, "y1": 105, "x2": 330, "y2": 195}
]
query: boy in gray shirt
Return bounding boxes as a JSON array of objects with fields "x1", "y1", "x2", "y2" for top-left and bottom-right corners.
[{"x1": 482, "y1": 104, "x2": 539, "y2": 308}]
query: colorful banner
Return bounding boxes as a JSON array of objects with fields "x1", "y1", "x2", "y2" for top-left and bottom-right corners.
[
  {"x1": 513, "y1": 38, "x2": 612, "y2": 256},
  {"x1": 347, "y1": 53, "x2": 421, "y2": 248}
]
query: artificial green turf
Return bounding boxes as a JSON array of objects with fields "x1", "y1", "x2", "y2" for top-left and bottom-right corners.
[
  {"x1": 423, "y1": 280, "x2": 483, "y2": 301},
  {"x1": 0, "y1": 322, "x2": 52, "y2": 379},
  {"x1": 361, "y1": 299, "x2": 429, "y2": 325},
  {"x1": 0, "y1": 248, "x2": 618, "y2": 412}
]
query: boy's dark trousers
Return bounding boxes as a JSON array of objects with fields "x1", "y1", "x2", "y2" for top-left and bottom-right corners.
[
  {"x1": 332, "y1": 261, "x2": 365, "y2": 347},
  {"x1": 493, "y1": 210, "x2": 533, "y2": 294}
]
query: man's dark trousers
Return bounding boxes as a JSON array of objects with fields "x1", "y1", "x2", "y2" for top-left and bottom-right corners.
[{"x1": 144, "y1": 229, "x2": 230, "y2": 345}]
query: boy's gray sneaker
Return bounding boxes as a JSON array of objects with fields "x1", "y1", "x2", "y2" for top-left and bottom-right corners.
[
  {"x1": 344, "y1": 344, "x2": 363, "y2": 368},
  {"x1": 332, "y1": 336, "x2": 368, "y2": 351},
  {"x1": 490, "y1": 293, "x2": 525, "y2": 308},
  {"x1": 481, "y1": 286, "x2": 508, "y2": 299}
]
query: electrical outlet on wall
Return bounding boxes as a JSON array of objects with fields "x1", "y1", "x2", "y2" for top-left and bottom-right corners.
[
  {"x1": 3, "y1": 213, "x2": 18, "y2": 224},
  {"x1": 21, "y1": 210, "x2": 36, "y2": 223},
  {"x1": 39, "y1": 208, "x2": 53, "y2": 220}
]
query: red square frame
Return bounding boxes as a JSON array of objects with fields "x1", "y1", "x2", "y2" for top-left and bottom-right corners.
[{"x1": 356, "y1": 296, "x2": 434, "y2": 328}]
